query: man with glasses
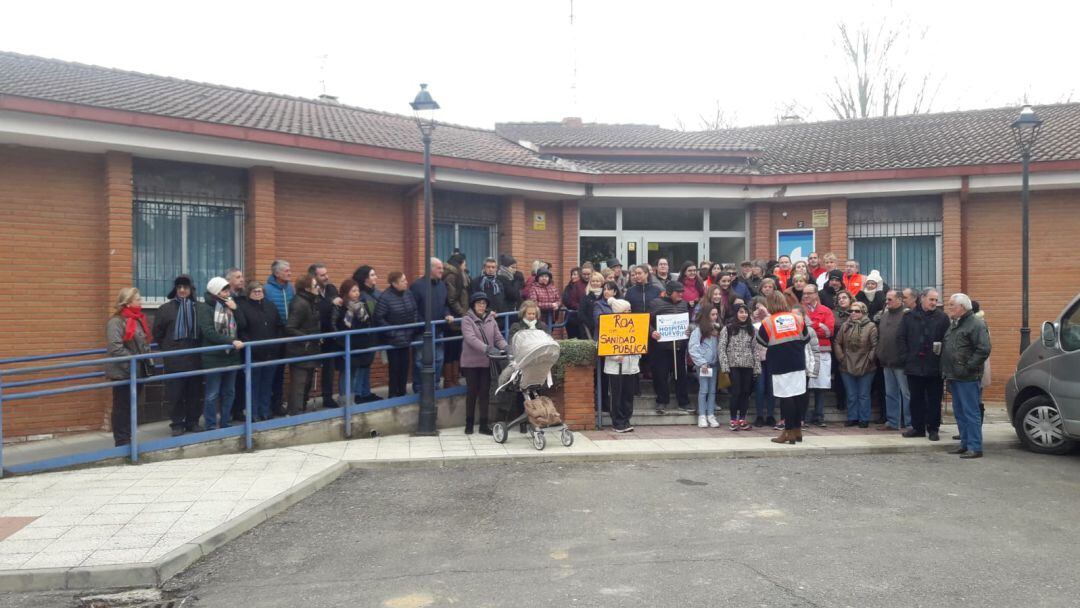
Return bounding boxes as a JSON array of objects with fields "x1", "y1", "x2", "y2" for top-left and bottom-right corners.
[{"x1": 898, "y1": 288, "x2": 950, "y2": 441}]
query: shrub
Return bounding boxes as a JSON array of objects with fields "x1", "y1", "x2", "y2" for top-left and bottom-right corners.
[{"x1": 551, "y1": 339, "x2": 596, "y2": 387}]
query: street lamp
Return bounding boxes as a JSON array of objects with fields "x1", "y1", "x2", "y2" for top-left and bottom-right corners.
[
  {"x1": 411, "y1": 83, "x2": 440, "y2": 435},
  {"x1": 1011, "y1": 104, "x2": 1043, "y2": 353}
]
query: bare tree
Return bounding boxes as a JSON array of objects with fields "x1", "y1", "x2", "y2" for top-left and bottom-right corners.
[
  {"x1": 825, "y1": 20, "x2": 939, "y2": 119},
  {"x1": 698, "y1": 100, "x2": 737, "y2": 130}
]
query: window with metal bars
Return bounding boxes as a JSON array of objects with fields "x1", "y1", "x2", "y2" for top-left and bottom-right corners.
[
  {"x1": 848, "y1": 219, "x2": 942, "y2": 294},
  {"x1": 133, "y1": 190, "x2": 245, "y2": 302}
]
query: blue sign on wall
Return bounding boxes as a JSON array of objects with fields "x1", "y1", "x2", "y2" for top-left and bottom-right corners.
[{"x1": 776, "y1": 229, "x2": 815, "y2": 262}]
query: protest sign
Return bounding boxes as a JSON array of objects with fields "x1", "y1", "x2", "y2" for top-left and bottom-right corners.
[
  {"x1": 656, "y1": 313, "x2": 690, "y2": 343},
  {"x1": 597, "y1": 313, "x2": 650, "y2": 356}
]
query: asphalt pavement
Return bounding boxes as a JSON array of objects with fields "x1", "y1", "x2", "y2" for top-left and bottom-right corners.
[{"x1": 4, "y1": 449, "x2": 1080, "y2": 607}]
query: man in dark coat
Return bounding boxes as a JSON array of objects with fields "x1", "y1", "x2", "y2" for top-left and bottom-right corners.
[
  {"x1": 648, "y1": 282, "x2": 692, "y2": 414},
  {"x1": 152, "y1": 275, "x2": 204, "y2": 436},
  {"x1": 470, "y1": 257, "x2": 509, "y2": 313},
  {"x1": 497, "y1": 254, "x2": 525, "y2": 313},
  {"x1": 410, "y1": 258, "x2": 455, "y2": 394},
  {"x1": 309, "y1": 263, "x2": 342, "y2": 408},
  {"x1": 898, "y1": 288, "x2": 950, "y2": 441}
]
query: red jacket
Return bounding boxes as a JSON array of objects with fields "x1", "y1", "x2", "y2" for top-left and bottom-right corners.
[
  {"x1": 525, "y1": 281, "x2": 561, "y2": 312},
  {"x1": 774, "y1": 268, "x2": 793, "y2": 290},
  {"x1": 805, "y1": 303, "x2": 836, "y2": 349},
  {"x1": 809, "y1": 266, "x2": 826, "y2": 280}
]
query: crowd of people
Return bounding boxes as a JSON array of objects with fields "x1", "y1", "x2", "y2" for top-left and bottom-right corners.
[{"x1": 104, "y1": 249, "x2": 991, "y2": 458}]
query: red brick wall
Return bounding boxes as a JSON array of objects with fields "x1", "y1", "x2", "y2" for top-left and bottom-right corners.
[
  {"x1": 526, "y1": 200, "x2": 565, "y2": 283},
  {"x1": 942, "y1": 192, "x2": 963, "y2": 297},
  {"x1": 499, "y1": 196, "x2": 527, "y2": 266},
  {"x1": 827, "y1": 197, "x2": 848, "y2": 259},
  {"x1": 0, "y1": 146, "x2": 111, "y2": 437},
  {"x1": 769, "y1": 200, "x2": 832, "y2": 259},
  {"x1": 246, "y1": 166, "x2": 277, "y2": 280},
  {"x1": 751, "y1": 202, "x2": 771, "y2": 260},
  {"x1": 965, "y1": 190, "x2": 1079, "y2": 400},
  {"x1": 557, "y1": 363, "x2": 596, "y2": 430}
]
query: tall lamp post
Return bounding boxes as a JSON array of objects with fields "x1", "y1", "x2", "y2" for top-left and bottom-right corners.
[
  {"x1": 1011, "y1": 104, "x2": 1043, "y2": 354},
  {"x1": 411, "y1": 83, "x2": 440, "y2": 435}
]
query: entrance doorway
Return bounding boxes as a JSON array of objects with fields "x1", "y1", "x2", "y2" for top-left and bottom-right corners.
[{"x1": 623, "y1": 233, "x2": 702, "y2": 270}]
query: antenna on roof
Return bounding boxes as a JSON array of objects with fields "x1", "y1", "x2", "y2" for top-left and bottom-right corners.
[{"x1": 318, "y1": 54, "x2": 329, "y2": 96}]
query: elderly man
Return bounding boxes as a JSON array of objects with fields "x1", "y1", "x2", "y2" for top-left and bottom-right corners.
[
  {"x1": 774, "y1": 255, "x2": 793, "y2": 290},
  {"x1": 898, "y1": 289, "x2": 950, "y2": 441},
  {"x1": 410, "y1": 258, "x2": 455, "y2": 395},
  {"x1": 264, "y1": 260, "x2": 294, "y2": 416},
  {"x1": 225, "y1": 267, "x2": 249, "y2": 422},
  {"x1": 876, "y1": 289, "x2": 910, "y2": 431},
  {"x1": 843, "y1": 259, "x2": 865, "y2": 294},
  {"x1": 802, "y1": 283, "x2": 835, "y2": 427},
  {"x1": 941, "y1": 293, "x2": 992, "y2": 458},
  {"x1": 901, "y1": 287, "x2": 918, "y2": 310},
  {"x1": 607, "y1": 257, "x2": 628, "y2": 294}
]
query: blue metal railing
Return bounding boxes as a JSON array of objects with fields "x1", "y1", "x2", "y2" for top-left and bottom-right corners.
[{"x1": 0, "y1": 309, "x2": 570, "y2": 476}]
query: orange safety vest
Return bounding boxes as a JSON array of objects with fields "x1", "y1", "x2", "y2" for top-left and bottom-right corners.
[
  {"x1": 843, "y1": 273, "x2": 864, "y2": 294},
  {"x1": 761, "y1": 312, "x2": 806, "y2": 346}
]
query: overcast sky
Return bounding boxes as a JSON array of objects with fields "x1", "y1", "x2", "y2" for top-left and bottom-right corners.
[{"x1": 3, "y1": 0, "x2": 1076, "y2": 130}]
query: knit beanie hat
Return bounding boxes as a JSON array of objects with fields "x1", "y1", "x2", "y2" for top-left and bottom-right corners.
[{"x1": 609, "y1": 298, "x2": 631, "y2": 313}]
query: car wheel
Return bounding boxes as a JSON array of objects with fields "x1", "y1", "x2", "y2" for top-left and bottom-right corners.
[{"x1": 1016, "y1": 395, "x2": 1077, "y2": 455}]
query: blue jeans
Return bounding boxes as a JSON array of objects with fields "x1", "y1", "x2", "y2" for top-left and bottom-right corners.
[
  {"x1": 754, "y1": 361, "x2": 774, "y2": 419},
  {"x1": 204, "y1": 369, "x2": 238, "y2": 429},
  {"x1": 949, "y1": 379, "x2": 983, "y2": 453},
  {"x1": 354, "y1": 366, "x2": 372, "y2": 398},
  {"x1": 697, "y1": 370, "x2": 716, "y2": 417},
  {"x1": 883, "y1": 367, "x2": 911, "y2": 428},
  {"x1": 808, "y1": 389, "x2": 826, "y2": 423},
  {"x1": 842, "y1": 372, "x2": 874, "y2": 422},
  {"x1": 251, "y1": 365, "x2": 275, "y2": 420},
  {"x1": 412, "y1": 343, "x2": 445, "y2": 394}
]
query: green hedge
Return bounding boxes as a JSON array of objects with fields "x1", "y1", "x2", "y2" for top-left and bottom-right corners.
[{"x1": 550, "y1": 339, "x2": 597, "y2": 387}]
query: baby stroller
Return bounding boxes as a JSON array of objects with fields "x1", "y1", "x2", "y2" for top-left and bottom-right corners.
[{"x1": 490, "y1": 329, "x2": 574, "y2": 450}]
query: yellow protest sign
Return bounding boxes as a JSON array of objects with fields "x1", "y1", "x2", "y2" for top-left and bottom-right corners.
[{"x1": 597, "y1": 313, "x2": 650, "y2": 356}]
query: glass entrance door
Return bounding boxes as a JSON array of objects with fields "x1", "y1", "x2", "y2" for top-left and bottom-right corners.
[{"x1": 623, "y1": 233, "x2": 703, "y2": 271}]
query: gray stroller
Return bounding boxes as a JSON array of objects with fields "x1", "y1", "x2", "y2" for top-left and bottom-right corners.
[{"x1": 490, "y1": 329, "x2": 573, "y2": 450}]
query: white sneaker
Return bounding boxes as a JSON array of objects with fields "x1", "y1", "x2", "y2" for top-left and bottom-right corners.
[
  {"x1": 707, "y1": 415, "x2": 720, "y2": 428},
  {"x1": 697, "y1": 415, "x2": 708, "y2": 428}
]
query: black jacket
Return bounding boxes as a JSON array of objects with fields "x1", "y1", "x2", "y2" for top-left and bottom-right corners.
[
  {"x1": 374, "y1": 287, "x2": 420, "y2": 347},
  {"x1": 857, "y1": 290, "x2": 886, "y2": 320},
  {"x1": 469, "y1": 274, "x2": 510, "y2": 313},
  {"x1": 316, "y1": 283, "x2": 339, "y2": 332},
  {"x1": 648, "y1": 296, "x2": 690, "y2": 352},
  {"x1": 626, "y1": 283, "x2": 662, "y2": 315},
  {"x1": 284, "y1": 290, "x2": 321, "y2": 367},
  {"x1": 332, "y1": 302, "x2": 376, "y2": 369},
  {"x1": 151, "y1": 298, "x2": 201, "y2": 371},
  {"x1": 897, "y1": 305, "x2": 950, "y2": 377},
  {"x1": 235, "y1": 297, "x2": 284, "y2": 362}
]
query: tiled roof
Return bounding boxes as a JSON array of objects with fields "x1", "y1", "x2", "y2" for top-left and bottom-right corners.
[
  {"x1": 712, "y1": 107, "x2": 1080, "y2": 174},
  {"x1": 566, "y1": 158, "x2": 758, "y2": 175},
  {"x1": 496, "y1": 121, "x2": 758, "y2": 152},
  {"x1": 0, "y1": 51, "x2": 574, "y2": 173},
  {"x1": 3, "y1": 51, "x2": 1080, "y2": 178}
]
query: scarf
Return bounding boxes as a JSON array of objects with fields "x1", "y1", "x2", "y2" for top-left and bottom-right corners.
[
  {"x1": 497, "y1": 266, "x2": 514, "y2": 283},
  {"x1": 214, "y1": 299, "x2": 237, "y2": 339},
  {"x1": 480, "y1": 274, "x2": 501, "y2": 296},
  {"x1": 121, "y1": 306, "x2": 150, "y2": 343},
  {"x1": 524, "y1": 318, "x2": 537, "y2": 330},
  {"x1": 173, "y1": 297, "x2": 196, "y2": 341},
  {"x1": 342, "y1": 299, "x2": 369, "y2": 328},
  {"x1": 587, "y1": 286, "x2": 602, "y2": 297}
]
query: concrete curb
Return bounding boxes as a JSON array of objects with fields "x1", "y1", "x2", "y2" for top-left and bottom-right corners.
[{"x1": 0, "y1": 438, "x2": 1019, "y2": 593}]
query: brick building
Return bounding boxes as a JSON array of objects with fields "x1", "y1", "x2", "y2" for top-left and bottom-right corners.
[{"x1": 2, "y1": 51, "x2": 1079, "y2": 439}]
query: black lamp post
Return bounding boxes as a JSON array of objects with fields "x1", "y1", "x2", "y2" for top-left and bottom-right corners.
[
  {"x1": 411, "y1": 83, "x2": 440, "y2": 435},
  {"x1": 1011, "y1": 104, "x2": 1043, "y2": 354}
]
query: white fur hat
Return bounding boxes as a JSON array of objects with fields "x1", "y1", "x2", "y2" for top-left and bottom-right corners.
[{"x1": 864, "y1": 270, "x2": 884, "y2": 289}]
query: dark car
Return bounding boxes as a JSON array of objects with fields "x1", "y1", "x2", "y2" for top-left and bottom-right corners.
[{"x1": 1006, "y1": 294, "x2": 1080, "y2": 454}]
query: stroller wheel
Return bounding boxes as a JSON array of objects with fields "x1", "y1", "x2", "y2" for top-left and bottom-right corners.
[
  {"x1": 561, "y1": 428, "x2": 574, "y2": 447},
  {"x1": 531, "y1": 430, "x2": 546, "y2": 451},
  {"x1": 492, "y1": 422, "x2": 508, "y2": 444}
]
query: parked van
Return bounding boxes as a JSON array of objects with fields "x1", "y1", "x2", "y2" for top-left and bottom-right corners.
[{"x1": 1006, "y1": 294, "x2": 1080, "y2": 454}]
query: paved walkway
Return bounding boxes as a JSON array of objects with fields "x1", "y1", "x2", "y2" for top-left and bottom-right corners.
[{"x1": 0, "y1": 422, "x2": 1019, "y2": 592}]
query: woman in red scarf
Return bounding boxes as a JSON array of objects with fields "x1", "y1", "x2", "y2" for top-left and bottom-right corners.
[{"x1": 104, "y1": 287, "x2": 153, "y2": 446}]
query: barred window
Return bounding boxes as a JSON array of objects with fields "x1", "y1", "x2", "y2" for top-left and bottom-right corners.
[{"x1": 133, "y1": 191, "x2": 245, "y2": 302}]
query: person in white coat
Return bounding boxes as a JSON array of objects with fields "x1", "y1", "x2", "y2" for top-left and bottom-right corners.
[{"x1": 602, "y1": 298, "x2": 640, "y2": 433}]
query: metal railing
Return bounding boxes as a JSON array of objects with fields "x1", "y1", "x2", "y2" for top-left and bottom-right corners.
[{"x1": 0, "y1": 310, "x2": 568, "y2": 476}]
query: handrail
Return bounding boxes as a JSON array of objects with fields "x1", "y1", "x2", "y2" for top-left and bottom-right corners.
[{"x1": 0, "y1": 309, "x2": 570, "y2": 476}]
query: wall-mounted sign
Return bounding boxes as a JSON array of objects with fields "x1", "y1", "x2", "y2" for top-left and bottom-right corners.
[
  {"x1": 776, "y1": 229, "x2": 815, "y2": 262},
  {"x1": 648, "y1": 242, "x2": 659, "y2": 251},
  {"x1": 812, "y1": 209, "x2": 829, "y2": 228},
  {"x1": 627, "y1": 241, "x2": 636, "y2": 251},
  {"x1": 532, "y1": 211, "x2": 546, "y2": 230}
]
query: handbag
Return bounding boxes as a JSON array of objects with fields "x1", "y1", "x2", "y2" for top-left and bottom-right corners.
[{"x1": 716, "y1": 371, "x2": 731, "y2": 389}]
